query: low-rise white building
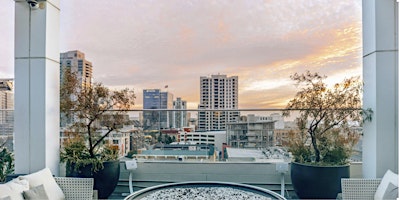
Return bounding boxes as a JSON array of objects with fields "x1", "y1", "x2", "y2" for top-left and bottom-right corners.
[
  {"x1": 227, "y1": 114, "x2": 275, "y2": 148},
  {"x1": 107, "y1": 131, "x2": 130, "y2": 157},
  {"x1": 178, "y1": 129, "x2": 226, "y2": 151}
]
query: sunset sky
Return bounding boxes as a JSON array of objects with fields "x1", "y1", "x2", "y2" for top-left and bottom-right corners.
[{"x1": 0, "y1": 0, "x2": 362, "y2": 109}]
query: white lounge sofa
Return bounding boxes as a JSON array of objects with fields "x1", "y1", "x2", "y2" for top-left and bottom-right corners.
[
  {"x1": 53, "y1": 177, "x2": 95, "y2": 200},
  {"x1": 341, "y1": 170, "x2": 398, "y2": 200},
  {"x1": 0, "y1": 168, "x2": 95, "y2": 200},
  {"x1": 341, "y1": 178, "x2": 381, "y2": 200}
]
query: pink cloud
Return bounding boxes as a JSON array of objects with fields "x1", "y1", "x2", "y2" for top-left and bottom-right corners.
[{"x1": 0, "y1": 0, "x2": 362, "y2": 108}]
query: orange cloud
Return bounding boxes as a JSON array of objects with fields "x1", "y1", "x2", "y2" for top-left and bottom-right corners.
[{"x1": 235, "y1": 22, "x2": 362, "y2": 108}]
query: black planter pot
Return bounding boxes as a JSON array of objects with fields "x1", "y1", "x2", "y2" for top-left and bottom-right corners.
[
  {"x1": 290, "y1": 162, "x2": 349, "y2": 199},
  {"x1": 66, "y1": 160, "x2": 120, "y2": 199}
]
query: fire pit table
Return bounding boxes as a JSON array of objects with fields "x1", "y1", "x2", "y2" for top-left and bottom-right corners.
[{"x1": 124, "y1": 181, "x2": 286, "y2": 200}]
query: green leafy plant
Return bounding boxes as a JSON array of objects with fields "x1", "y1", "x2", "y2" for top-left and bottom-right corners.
[
  {"x1": 60, "y1": 67, "x2": 135, "y2": 173},
  {"x1": 61, "y1": 131, "x2": 120, "y2": 173},
  {"x1": 283, "y1": 71, "x2": 372, "y2": 165},
  {"x1": 0, "y1": 139, "x2": 14, "y2": 182}
]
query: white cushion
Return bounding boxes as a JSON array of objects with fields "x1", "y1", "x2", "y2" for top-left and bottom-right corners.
[
  {"x1": 19, "y1": 168, "x2": 65, "y2": 200},
  {"x1": 0, "y1": 178, "x2": 29, "y2": 200},
  {"x1": 374, "y1": 170, "x2": 399, "y2": 200}
]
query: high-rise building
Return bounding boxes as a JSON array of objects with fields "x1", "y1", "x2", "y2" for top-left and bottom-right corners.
[
  {"x1": 197, "y1": 74, "x2": 240, "y2": 131},
  {"x1": 0, "y1": 79, "x2": 13, "y2": 110},
  {"x1": 143, "y1": 89, "x2": 173, "y2": 132},
  {"x1": 0, "y1": 79, "x2": 14, "y2": 140},
  {"x1": 173, "y1": 97, "x2": 187, "y2": 129},
  {"x1": 60, "y1": 50, "x2": 93, "y2": 89},
  {"x1": 60, "y1": 50, "x2": 93, "y2": 128}
]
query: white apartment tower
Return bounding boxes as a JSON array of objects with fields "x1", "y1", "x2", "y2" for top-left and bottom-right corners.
[
  {"x1": 0, "y1": 79, "x2": 14, "y2": 110},
  {"x1": 60, "y1": 50, "x2": 93, "y2": 89},
  {"x1": 198, "y1": 74, "x2": 240, "y2": 131},
  {"x1": 0, "y1": 79, "x2": 14, "y2": 134},
  {"x1": 173, "y1": 97, "x2": 188, "y2": 128},
  {"x1": 60, "y1": 50, "x2": 93, "y2": 128}
]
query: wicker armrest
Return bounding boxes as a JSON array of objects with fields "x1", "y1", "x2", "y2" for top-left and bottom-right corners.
[
  {"x1": 341, "y1": 178, "x2": 381, "y2": 200},
  {"x1": 54, "y1": 177, "x2": 94, "y2": 200}
]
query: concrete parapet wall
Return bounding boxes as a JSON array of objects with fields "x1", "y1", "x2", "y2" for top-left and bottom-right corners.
[{"x1": 114, "y1": 161, "x2": 363, "y2": 196}]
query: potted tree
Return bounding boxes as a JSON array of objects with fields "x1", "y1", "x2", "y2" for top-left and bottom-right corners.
[
  {"x1": 0, "y1": 138, "x2": 13, "y2": 183},
  {"x1": 60, "y1": 68, "x2": 135, "y2": 199},
  {"x1": 283, "y1": 71, "x2": 372, "y2": 199}
]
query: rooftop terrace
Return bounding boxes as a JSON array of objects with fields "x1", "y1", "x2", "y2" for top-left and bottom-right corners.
[{"x1": 1, "y1": 0, "x2": 398, "y2": 199}]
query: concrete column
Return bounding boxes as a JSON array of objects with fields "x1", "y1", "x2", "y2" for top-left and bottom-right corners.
[
  {"x1": 362, "y1": 0, "x2": 398, "y2": 178},
  {"x1": 14, "y1": 0, "x2": 60, "y2": 175}
]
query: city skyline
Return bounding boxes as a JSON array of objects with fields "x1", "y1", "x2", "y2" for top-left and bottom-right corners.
[{"x1": 0, "y1": 0, "x2": 362, "y2": 109}]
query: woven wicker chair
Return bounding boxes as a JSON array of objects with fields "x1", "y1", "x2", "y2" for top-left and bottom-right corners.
[
  {"x1": 54, "y1": 177, "x2": 95, "y2": 200},
  {"x1": 341, "y1": 178, "x2": 381, "y2": 200}
]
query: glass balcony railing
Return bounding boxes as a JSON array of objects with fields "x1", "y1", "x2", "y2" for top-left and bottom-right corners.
[
  {"x1": 2, "y1": 108, "x2": 364, "y2": 162},
  {"x1": 4, "y1": 108, "x2": 365, "y2": 198}
]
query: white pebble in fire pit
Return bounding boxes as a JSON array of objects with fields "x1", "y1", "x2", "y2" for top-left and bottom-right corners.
[{"x1": 139, "y1": 187, "x2": 272, "y2": 200}]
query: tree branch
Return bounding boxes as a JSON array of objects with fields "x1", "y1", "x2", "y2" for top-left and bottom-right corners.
[{"x1": 92, "y1": 127, "x2": 114, "y2": 150}]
